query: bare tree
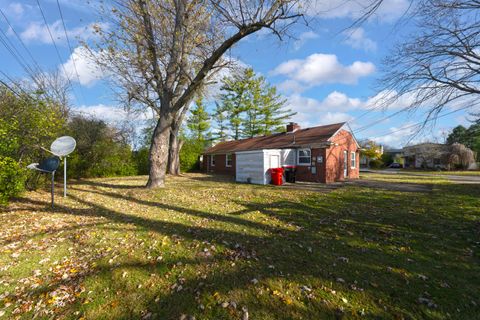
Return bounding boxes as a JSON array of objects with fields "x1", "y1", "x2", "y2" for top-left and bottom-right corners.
[
  {"x1": 448, "y1": 143, "x2": 475, "y2": 169},
  {"x1": 88, "y1": 0, "x2": 383, "y2": 188},
  {"x1": 26, "y1": 70, "x2": 71, "y2": 117},
  {"x1": 379, "y1": 0, "x2": 480, "y2": 121}
]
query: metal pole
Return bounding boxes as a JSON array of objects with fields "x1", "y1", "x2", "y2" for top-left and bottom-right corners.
[
  {"x1": 51, "y1": 171, "x2": 55, "y2": 209},
  {"x1": 64, "y1": 157, "x2": 67, "y2": 197}
]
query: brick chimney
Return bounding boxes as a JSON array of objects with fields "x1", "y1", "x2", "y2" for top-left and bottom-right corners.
[{"x1": 286, "y1": 122, "x2": 300, "y2": 133}]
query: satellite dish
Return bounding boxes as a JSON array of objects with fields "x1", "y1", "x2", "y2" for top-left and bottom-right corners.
[{"x1": 50, "y1": 136, "x2": 76, "y2": 157}]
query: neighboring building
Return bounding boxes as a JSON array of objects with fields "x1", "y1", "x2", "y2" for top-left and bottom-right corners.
[
  {"x1": 201, "y1": 122, "x2": 360, "y2": 184},
  {"x1": 359, "y1": 142, "x2": 383, "y2": 169},
  {"x1": 402, "y1": 143, "x2": 450, "y2": 169},
  {"x1": 384, "y1": 148, "x2": 403, "y2": 159}
]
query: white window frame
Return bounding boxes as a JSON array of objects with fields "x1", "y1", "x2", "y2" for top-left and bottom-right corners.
[
  {"x1": 226, "y1": 154, "x2": 233, "y2": 167},
  {"x1": 350, "y1": 151, "x2": 356, "y2": 169},
  {"x1": 210, "y1": 155, "x2": 215, "y2": 167},
  {"x1": 297, "y1": 148, "x2": 311, "y2": 166}
]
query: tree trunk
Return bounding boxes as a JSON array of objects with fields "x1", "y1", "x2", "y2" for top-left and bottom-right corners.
[
  {"x1": 147, "y1": 114, "x2": 173, "y2": 188},
  {"x1": 167, "y1": 127, "x2": 182, "y2": 175},
  {"x1": 167, "y1": 106, "x2": 188, "y2": 175}
]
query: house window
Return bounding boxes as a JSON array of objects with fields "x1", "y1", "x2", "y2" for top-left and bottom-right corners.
[
  {"x1": 226, "y1": 154, "x2": 233, "y2": 167},
  {"x1": 351, "y1": 152, "x2": 356, "y2": 168},
  {"x1": 297, "y1": 149, "x2": 311, "y2": 165},
  {"x1": 210, "y1": 155, "x2": 215, "y2": 166}
]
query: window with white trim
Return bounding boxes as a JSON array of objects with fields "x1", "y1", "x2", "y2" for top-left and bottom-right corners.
[
  {"x1": 297, "y1": 149, "x2": 311, "y2": 165},
  {"x1": 351, "y1": 151, "x2": 356, "y2": 168},
  {"x1": 210, "y1": 155, "x2": 215, "y2": 166},
  {"x1": 226, "y1": 154, "x2": 233, "y2": 167}
]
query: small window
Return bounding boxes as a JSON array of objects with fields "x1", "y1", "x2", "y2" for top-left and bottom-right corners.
[
  {"x1": 318, "y1": 156, "x2": 323, "y2": 163},
  {"x1": 210, "y1": 155, "x2": 215, "y2": 166},
  {"x1": 297, "y1": 149, "x2": 311, "y2": 165},
  {"x1": 226, "y1": 154, "x2": 233, "y2": 167},
  {"x1": 351, "y1": 152, "x2": 356, "y2": 168}
]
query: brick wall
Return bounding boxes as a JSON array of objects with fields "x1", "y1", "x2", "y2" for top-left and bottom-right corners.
[
  {"x1": 295, "y1": 148, "x2": 327, "y2": 183},
  {"x1": 325, "y1": 129, "x2": 359, "y2": 183},
  {"x1": 202, "y1": 154, "x2": 236, "y2": 176},
  {"x1": 294, "y1": 130, "x2": 359, "y2": 183}
]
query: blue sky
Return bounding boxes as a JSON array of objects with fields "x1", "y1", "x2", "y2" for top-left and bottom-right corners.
[{"x1": 0, "y1": 0, "x2": 474, "y2": 147}]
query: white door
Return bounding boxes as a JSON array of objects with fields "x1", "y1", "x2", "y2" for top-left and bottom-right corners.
[
  {"x1": 270, "y1": 155, "x2": 280, "y2": 168},
  {"x1": 343, "y1": 151, "x2": 348, "y2": 178}
]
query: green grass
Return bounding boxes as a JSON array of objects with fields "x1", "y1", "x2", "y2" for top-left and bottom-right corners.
[
  {"x1": 360, "y1": 172, "x2": 450, "y2": 184},
  {"x1": 401, "y1": 169, "x2": 480, "y2": 176},
  {"x1": 0, "y1": 173, "x2": 479, "y2": 319}
]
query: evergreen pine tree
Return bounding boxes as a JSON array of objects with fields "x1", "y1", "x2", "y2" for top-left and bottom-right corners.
[
  {"x1": 211, "y1": 103, "x2": 228, "y2": 141},
  {"x1": 186, "y1": 97, "x2": 211, "y2": 141},
  {"x1": 218, "y1": 68, "x2": 295, "y2": 139}
]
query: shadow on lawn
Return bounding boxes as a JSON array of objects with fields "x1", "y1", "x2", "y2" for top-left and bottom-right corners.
[{"x1": 8, "y1": 179, "x2": 480, "y2": 319}]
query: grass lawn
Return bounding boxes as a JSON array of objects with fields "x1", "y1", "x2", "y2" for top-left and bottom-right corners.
[
  {"x1": 401, "y1": 169, "x2": 480, "y2": 176},
  {"x1": 360, "y1": 173, "x2": 450, "y2": 185},
  {"x1": 1, "y1": 174, "x2": 479, "y2": 319}
]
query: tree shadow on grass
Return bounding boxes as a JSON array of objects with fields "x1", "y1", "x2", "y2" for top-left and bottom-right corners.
[{"x1": 6, "y1": 179, "x2": 480, "y2": 319}]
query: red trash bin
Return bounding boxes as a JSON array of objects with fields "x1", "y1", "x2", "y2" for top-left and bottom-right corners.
[{"x1": 270, "y1": 168, "x2": 284, "y2": 185}]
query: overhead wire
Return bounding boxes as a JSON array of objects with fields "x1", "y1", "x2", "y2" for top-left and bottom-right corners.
[
  {"x1": 0, "y1": 8, "x2": 46, "y2": 78},
  {"x1": 35, "y1": 0, "x2": 80, "y2": 103},
  {"x1": 55, "y1": 0, "x2": 87, "y2": 104}
]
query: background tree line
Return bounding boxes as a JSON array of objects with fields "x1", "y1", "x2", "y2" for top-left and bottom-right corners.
[{"x1": 0, "y1": 84, "x2": 142, "y2": 205}]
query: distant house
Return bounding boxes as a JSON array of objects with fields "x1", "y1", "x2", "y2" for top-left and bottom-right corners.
[
  {"x1": 201, "y1": 122, "x2": 360, "y2": 184},
  {"x1": 402, "y1": 143, "x2": 450, "y2": 169}
]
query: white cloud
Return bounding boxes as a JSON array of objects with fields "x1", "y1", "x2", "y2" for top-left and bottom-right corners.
[
  {"x1": 60, "y1": 47, "x2": 105, "y2": 86},
  {"x1": 371, "y1": 122, "x2": 418, "y2": 147},
  {"x1": 364, "y1": 90, "x2": 416, "y2": 111},
  {"x1": 342, "y1": 27, "x2": 377, "y2": 52},
  {"x1": 304, "y1": 0, "x2": 410, "y2": 23},
  {"x1": 286, "y1": 93, "x2": 359, "y2": 127},
  {"x1": 20, "y1": 21, "x2": 107, "y2": 45},
  {"x1": 272, "y1": 53, "x2": 375, "y2": 92},
  {"x1": 73, "y1": 104, "x2": 152, "y2": 123},
  {"x1": 7, "y1": 2, "x2": 24, "y2": 15},
  {"x1": 293, "y1": 31, "x2": 319, "y2": 50}
]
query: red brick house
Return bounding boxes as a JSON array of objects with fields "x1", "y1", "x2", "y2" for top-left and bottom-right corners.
[{"x1": 201, "y1": 122, "x2": 360, "y2": 184}]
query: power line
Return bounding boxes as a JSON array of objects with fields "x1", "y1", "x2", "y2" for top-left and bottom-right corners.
[
  {"x1": 0, "y1": 77, "x2": 21, "y2": 97},
  {"x1": 0, "y1": 8, "x2": 46, "y2": 78},
  {"x1": 0, "y1": 69, "x2": 36, "y2": 102},
  {"x1": 55, "y1": 0, "x2": 87, "y2": 104},
  {"x1": 35, "y1": 0, "x2": 78, "y2": 100},
  {"x1": 0, "y1": 28, "x2": 39, "y2": 83}
]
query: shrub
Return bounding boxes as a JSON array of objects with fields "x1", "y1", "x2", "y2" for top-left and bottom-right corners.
[
  {"x1": 369, "y1": 159, "x2": 384, "y2": 169},
  {"x1": 0, "y1": 156, "x2": 25, "y2": 206},
  {"x1": 133, "y1": 148, "x2": 150, "y2": 175},
  {"x1": 67, "y1": 115, "x2": 138, "y2": 178},
  {"x1": 180, "y1": 138, "x2": 205, "y2": 172}
]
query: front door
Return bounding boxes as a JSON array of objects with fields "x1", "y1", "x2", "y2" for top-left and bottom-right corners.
[{"x1": 343, "y1": 151, "x2": 348, "y2": 178}]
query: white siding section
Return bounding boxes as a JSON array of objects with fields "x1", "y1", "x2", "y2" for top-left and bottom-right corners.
[
  {"x1": 235, "y1": 150, "x2": 265, "y2": 185},
  {"x1": 236, "y1": 149, "x2": 296, "y2": 185}
]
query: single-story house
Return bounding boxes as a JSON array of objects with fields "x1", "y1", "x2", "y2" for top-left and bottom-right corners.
[
  {"x1": 201, "y1": 122, "x2": 360, "y2": 184},
  {"x1": 402, "y1": 143, "x2": 450, "y2": 169}
]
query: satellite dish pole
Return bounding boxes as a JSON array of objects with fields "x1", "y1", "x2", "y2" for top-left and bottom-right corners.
[
  {"x1": 64, "y1": 156, "x2": 67, "y2": 197},
  {"x1": 50, "y1": 136, "x2": 76, "y2": 197}
]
